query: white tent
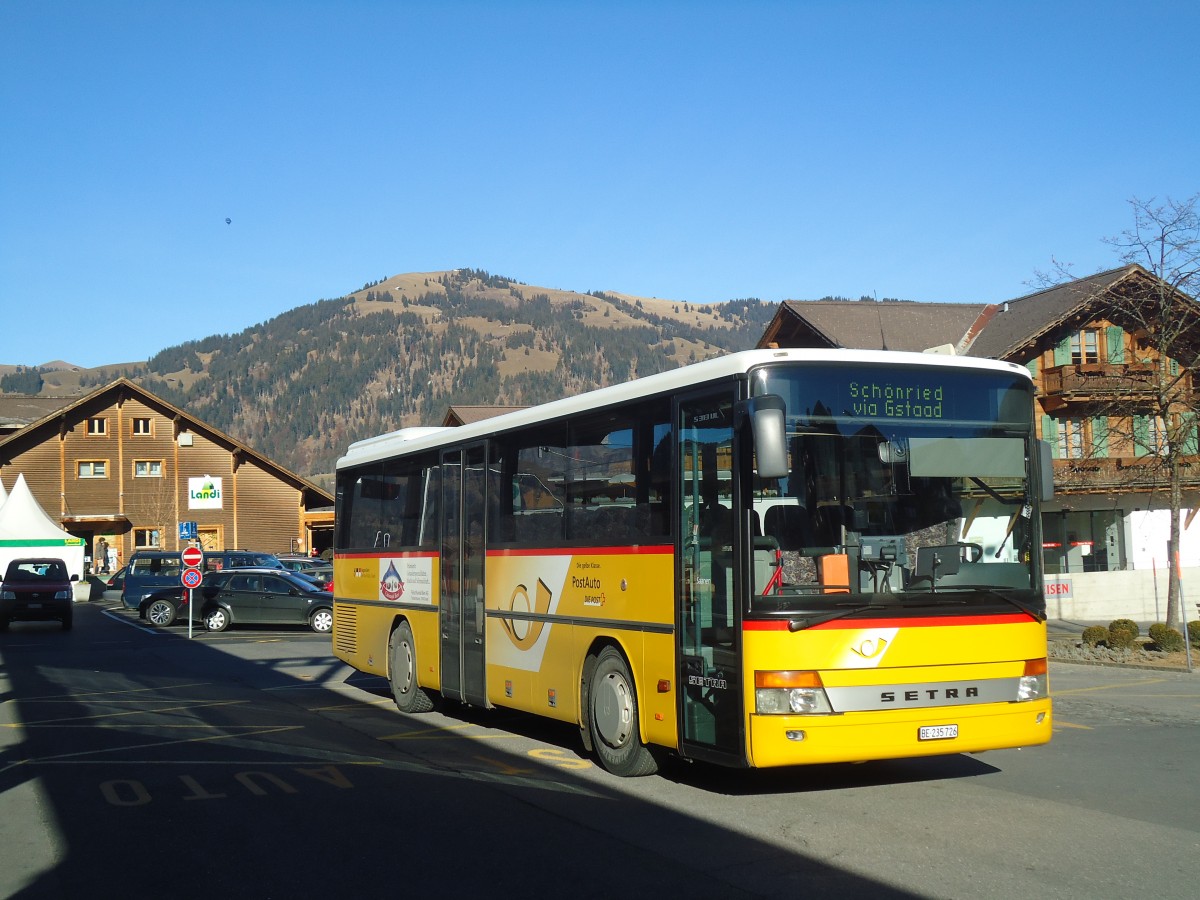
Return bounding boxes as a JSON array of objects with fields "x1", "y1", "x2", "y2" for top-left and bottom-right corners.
[{"x1": 0, "y1": 474, "x2": 86, "y2": 582}]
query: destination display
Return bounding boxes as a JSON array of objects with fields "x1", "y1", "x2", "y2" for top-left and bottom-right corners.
[{"x1": 757, "y1": 364, "x2": 1031, "y2": 428}]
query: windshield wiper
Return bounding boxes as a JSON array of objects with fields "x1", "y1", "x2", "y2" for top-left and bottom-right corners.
[
  {"x1": 925, "y1": 585, "x2": 1046, "y2": 621},
  {"x1": 786, "y1": 604, "x2": 895, "y2": 631},
  {"x1": 784, "y1": 596, "x2": 961, "y2": 631}
]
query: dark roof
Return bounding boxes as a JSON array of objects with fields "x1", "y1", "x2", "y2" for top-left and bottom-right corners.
[
  {"x1": 758, "y1": 300, "x2": 994, "y2": 353},
  {"x1": 442, "y1": 405, "x2": 528, "y2": 427},
  {"x1": 964, "y1": 265, "x2": 1141, "y2": 359},
  {"x1": 0, "y1": 377, "x2": 332, "y2": 506}
]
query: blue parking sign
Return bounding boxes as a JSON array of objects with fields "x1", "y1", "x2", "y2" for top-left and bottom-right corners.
[{"x1": 178, "y1": 521, "x2": 198, "y2": 540}]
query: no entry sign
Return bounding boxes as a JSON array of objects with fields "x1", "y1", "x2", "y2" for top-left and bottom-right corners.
[{"x1": 182, "y1": 546, "x2": 204, "y2": 568}]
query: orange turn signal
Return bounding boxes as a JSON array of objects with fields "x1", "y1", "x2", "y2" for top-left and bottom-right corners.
[{"x1": 755, "y1": 670, "x2": 823, "y2": 689}]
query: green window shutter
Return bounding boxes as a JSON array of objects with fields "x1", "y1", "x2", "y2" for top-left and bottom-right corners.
[
  {"x1": 1169, "y1": 358, "x2": 1180, "y2": 376},
  {"x1": 1133, "y1": 415, "x2": 1150, "y2": 457},
  {"x1": 1053, "y1": 337, "x2": 1072, "y2": 366},
  {"x1": 1042, "y1": 415, "x2": 1059, "y2": 457},
  {"x1": 1025, "y1": 358, "x2": 1039, "y2": 378},
  {"x1": 1105, "y1": 326, "x2": 1125, "y2": 364},
  {"x1": 1090, "y1": 416, "x2": 1109, "y2": 457}
]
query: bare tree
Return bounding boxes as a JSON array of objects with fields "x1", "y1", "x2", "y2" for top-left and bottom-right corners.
[
  {"x1": 1106, "y1": 196, "x2": 1200, "y2": 629},
  {"x1": 130, "y1": 472, "x2": 179, "y2": 549},
  {"x1": 1035, "y1": 196, "x2": 1200, "y2": 628}
]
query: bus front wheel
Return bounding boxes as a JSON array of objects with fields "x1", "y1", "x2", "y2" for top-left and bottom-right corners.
[
  {"x1": 587, "y1": 646, "x2": 658, "y2": 777},
  {"x1": 389, "y1": 620, "x2": 435, "y2": 713}
]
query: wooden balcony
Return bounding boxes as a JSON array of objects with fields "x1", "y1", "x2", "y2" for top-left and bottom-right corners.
[
  {"x1": 1041, "y1": 362, "x2": 1165, "y2": 401},
  {"x1": 1051, "y1": 455, "x2": 1200, "y2": 494}
]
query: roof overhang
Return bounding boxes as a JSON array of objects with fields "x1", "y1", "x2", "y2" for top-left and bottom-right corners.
[{"x1": 61, "y1": 514, "x2": 131, "y2": 525}]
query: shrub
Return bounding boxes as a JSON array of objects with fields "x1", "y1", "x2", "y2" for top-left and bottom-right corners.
[
  {"x1": 1107, "y1": 627, "x2": 1137, "y2": 650},
  {"x1": 1148, "y1": 623, "x2": 1185, "y2": 653},
  {"x1": 1081, "y1": 626, "x2": 1109, "y2": 647},
  {"x1": 1108, "y1": 618, "x2": 1140, "y2": 639},
  {"x1": 1189, "y1": 620, "x2": 1200, "y2": 649}
]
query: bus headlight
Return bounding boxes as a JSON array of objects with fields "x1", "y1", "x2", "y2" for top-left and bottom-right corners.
[
  {"x1": 755, "y1": 671, "x2": 834, "y2": 715},
  {"x1": 1017, "y1": 658, "x2": 1048, "y2": 701}
]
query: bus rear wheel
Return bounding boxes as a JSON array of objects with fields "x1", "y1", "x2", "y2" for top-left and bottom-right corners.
[
  {"x1": 389, "y1": 620, "x2": 435, "y2": 713},
  {"x1": 587, "y1": 646, "x2": 658, "y2": 777}
]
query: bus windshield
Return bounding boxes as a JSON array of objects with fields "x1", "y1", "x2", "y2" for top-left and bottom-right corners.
[{"x1": 749, "y1": 363, "x2": 1039, "y2": 613}]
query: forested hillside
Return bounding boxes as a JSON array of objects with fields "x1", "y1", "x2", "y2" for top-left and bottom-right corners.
[{"x1": 90, "y1": 269, "x2": 774, "y2": 478}]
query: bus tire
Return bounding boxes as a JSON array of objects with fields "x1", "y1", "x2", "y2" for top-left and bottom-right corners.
[
  {"x1": 389, "y1": 620, "x2": 434, "y2": 713},
  {"x1": 588, "y1": 646, "x2": 658, "y2": 777}
]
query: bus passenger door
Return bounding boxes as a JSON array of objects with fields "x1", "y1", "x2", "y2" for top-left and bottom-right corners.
[
  {"x1": 439, "y1": 445, "x2": 488, "y2": 706},
  {"x1": 677, "y1": 391, "x2": 745, "y2": 764}
]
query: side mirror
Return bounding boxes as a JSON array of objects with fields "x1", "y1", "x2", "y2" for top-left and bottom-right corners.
[
  {"x1": 1038, "y1": 440, "x2": 1055, "y2": 502},
  {"x1": 739, "y1": 395, "x2": 789, "y2": 480}
]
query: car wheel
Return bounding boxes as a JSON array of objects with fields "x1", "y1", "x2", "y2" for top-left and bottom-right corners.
[
  {"x1": 388, "y1": 620, "x2": 435, "y2": 713},
  {"x1": 587, "y1": 645, "x2": 658, "y2": 777},
  {"x1": 309, "y1": 608, "x2": 333, "y2": 633},
  {"x1": 204, "y1": 607, "x2": 230, "y2": 632},
  {"x1": 61, "y1": 613, "x2": 73, "y2": 631},
  {"x1": 146, "y1": 599, "x2": 178, "y2": 627},
  {"x1": 0, "y1": 617, "x2": 9, "y2": 632}
]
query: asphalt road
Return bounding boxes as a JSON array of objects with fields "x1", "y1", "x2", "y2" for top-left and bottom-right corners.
[{"x1": 1, "y1": 599, "x2": 1197, "y2": 899}]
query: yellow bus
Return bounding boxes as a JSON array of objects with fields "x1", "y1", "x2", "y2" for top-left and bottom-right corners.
[{"x1": 332, "y1": 349, "x2": 1053, "y2": 776}]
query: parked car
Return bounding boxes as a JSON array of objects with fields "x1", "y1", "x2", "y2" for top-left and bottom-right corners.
[
  {"x1": 199, "y1": 568, "x2": 333, "y2": 633},
  {"x1": 122, "y1": 549, "x2": 287, "y2": 610},
  {"x1": 0, "y1": 557, "x2": 76, "y2": 631},
  {"x1": 139, "y1": 568, "x2": 334, "y2": 632},
  {"x1": 296, "y1": 564, "x2": 333, "y2": 590},
  {"x1": 104, "y1": 566, "x2": 127, "y2": 593},
  {"x1": 276, "y1": 555, "x2": 325, "y2": 572}
]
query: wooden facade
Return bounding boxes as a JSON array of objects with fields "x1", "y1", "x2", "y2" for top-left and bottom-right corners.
[
  {"x1": 755, "y1": 264, "x2": 1200, "y2": 574},
  {"x1": 0, "y1": 378, "x2": 332, "y2": 571}
]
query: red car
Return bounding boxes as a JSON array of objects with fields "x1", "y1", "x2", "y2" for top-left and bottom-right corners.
[{"x1": 0, "y1": 557, "x2": 76, "y2": 631}]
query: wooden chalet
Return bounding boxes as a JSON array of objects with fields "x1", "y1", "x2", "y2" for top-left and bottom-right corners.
[
  {"x1": 0, "y1": 378, "x2": 333, "y2": 570},
  {"x1": 757, "y1": 265, "x2": 1200, "y2": 577}
]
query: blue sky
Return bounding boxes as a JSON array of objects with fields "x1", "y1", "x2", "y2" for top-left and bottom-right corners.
[{"x1": 2, "y1": 1, "x2": 1196, "y2": 369}]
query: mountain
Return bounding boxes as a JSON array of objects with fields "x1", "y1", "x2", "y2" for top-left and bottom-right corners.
[{"x1": 4, "y1": 269, "x2": 777, "y2": 479}]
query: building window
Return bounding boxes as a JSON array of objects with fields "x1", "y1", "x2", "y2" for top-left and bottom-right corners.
[
  {"x1": 132, "y1": 418, "x2": 153, "y2": 436},
  {"x1": 1042, "y1": 509, "x2": 1125, "y2": 574},
  {"x1": 134, "y1": 460, "x2": 164, "y2": 478},
  {"x1": 1070, "y1": 329, "x2": 1100, "y2": 365},
  {"x1": 1148, "y1": 416, "x2": 1168, "y2": 456},
  {"x1": 1057, "y1": 419, "x2": 1085, "y2": 459},
  {"x1": 86, "y1": 417, "x2": 107, "y2": 436},
  {"x1": 134, "y1": 528, "x2": 162, "y2": 549},
  {"x1": 78, "y1": 460, "x2": 108, "y2": 478}
]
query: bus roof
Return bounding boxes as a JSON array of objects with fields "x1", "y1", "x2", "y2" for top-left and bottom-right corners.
[{"x1": 337, "y1": 348, "x2": 1031, "y2": 471}]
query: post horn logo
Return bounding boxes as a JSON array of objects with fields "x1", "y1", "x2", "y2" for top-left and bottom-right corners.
[{"x1": 502, "y1": 579, "x2": 553, "y2": 649}]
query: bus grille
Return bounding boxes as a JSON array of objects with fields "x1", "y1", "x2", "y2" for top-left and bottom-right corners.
[{"x1": 334, "y1": 603, "x2": 358, "y2": 656}]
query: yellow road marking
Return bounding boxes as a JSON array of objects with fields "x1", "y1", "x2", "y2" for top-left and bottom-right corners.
[
  {"x1": 1052, "y1": 677, "x2": 1169, "y2": 695},
  {"x1": 474, "y1": 755, "x2": 534, "y2": 776},
  {"x1": 4, "y1": 699, "x2": 247, "y2": 727}
]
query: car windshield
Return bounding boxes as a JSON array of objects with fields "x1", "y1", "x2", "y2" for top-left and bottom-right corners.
[
  {"x1": 5, "y1": 560, "x2": 68, "y2": 582},
  {"x1": 747, "y1": 363, "x2": 1040, "y2": 615}
]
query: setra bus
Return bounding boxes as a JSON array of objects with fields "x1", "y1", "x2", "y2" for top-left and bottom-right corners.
[{"x1": 332, "y1": 348, "x2": 1053, "y2": 776}]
